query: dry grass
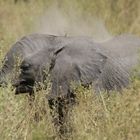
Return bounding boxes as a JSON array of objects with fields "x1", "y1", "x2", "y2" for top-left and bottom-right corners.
[{"x1": 0, "y1": 0, "x2": 140, "y2": 140}]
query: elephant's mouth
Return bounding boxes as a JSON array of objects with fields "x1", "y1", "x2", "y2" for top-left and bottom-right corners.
[
  {"x1": 13, "y1": 79, "x2": 34, "y2": 94},
  {"x1": 15, "y1": 85, "x2": 33, "y2": 94}
]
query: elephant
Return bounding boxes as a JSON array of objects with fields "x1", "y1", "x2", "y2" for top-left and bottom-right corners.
[
  {"x1": 0, "y1": 34, "x2": 89, "y2": 86},
  {"x1": 14, "y1": 34, "x2": 140, "y2": 95},
  {"x1": 13, "y1": 33, "x2": 140, "y2": 135},
  {"x1": 1, "y1": 33, "x2": 140, "y2": 135}
]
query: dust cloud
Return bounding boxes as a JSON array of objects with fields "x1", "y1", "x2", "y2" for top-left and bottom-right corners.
[{"x1": 36, "y1": 3, "x2": 112, "y2": 42}]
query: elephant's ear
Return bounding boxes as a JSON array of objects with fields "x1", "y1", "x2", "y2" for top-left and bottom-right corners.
[
  {"x1": 77, "y1": 51, "x2": 108, "y2": 85},
  {"x1": 48, "y1": 46, "x2": 108, "y2": 99}
]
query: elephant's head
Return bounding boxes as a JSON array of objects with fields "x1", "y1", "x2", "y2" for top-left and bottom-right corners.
[
  {"x1": 13, "y1": 46, "x2": 65, "y2": 94},
  {"x1": 13, "y1": 60, "x2": 36, "y2": 94}
]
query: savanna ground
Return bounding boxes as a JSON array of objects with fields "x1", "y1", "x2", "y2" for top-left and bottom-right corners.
[{"x1": 0, "y1": 0, "x2": 140, "y2": 140}]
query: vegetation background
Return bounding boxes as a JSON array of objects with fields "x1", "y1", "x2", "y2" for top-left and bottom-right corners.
[{"x1": 0, "y1": 0, "x2": 140, "y2": 139}]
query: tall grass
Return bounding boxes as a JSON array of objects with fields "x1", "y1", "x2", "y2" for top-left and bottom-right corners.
[{"x1": 0, "y1": 0, "x2": 140, "y2": 139}]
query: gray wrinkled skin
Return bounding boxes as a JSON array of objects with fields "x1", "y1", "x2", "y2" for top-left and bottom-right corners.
[
  {"x1": 1, "y1": 33, "x2": 140, "y2": 94},
  {"x1": 14, "y1": 34, "x2": 140, "y2": 97},
  {"x1": 0, "y1": 34, "x2": 57, "y2": 85},
  {"x1": 0, "y1": 34, "x2": 92, "y2": 85}
]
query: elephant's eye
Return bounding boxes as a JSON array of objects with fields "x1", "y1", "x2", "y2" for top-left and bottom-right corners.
[{"x1": 20, "y1": 63, "x2": 30, "y2": 71}]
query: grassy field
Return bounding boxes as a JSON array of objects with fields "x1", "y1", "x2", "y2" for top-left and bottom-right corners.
[{"x1": 0, "y1": 0, "x2": 140, "y2": 140}]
